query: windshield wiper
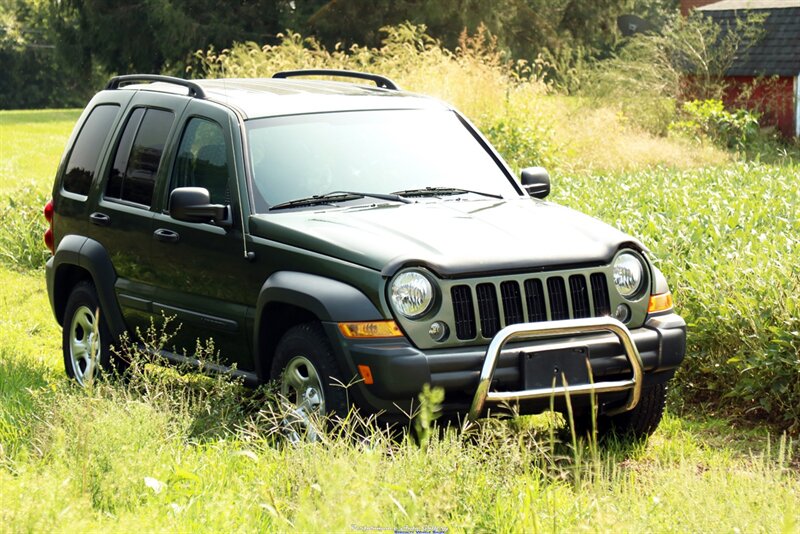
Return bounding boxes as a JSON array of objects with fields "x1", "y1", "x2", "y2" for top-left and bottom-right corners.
[
  {"x1": 391, "y1": 186, "x2": 502, "y2": 199},
  {"x1": 269, "y1": 190, "x2": 412, "y2": 211}
]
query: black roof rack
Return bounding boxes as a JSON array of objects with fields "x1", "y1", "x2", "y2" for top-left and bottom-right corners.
[
  {"x1": 272, "y1": 69, "x2": 400, "y2": 90},
  {"x1": 106, "y1": 75, "x2": 206, "y2": 98}
]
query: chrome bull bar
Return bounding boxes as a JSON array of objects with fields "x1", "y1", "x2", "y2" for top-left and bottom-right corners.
[{"x1": 468, "y1": 317, "x2": 643, "y2": 421}]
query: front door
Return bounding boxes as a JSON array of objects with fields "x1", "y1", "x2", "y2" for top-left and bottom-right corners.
[{"x1": 148, "y1": 101, "x2": 254, "y2": 371}]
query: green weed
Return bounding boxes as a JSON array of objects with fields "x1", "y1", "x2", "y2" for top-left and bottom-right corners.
[{"x1": 0, "y1": 186, "x2": 49, "y2": 271}]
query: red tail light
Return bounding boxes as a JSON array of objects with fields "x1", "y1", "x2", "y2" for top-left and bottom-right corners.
[{"x1": 44, "y1": 200, "x2": 54, "y2": 254}]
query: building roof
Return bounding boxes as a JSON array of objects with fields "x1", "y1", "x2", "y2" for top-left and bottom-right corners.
[{"x1": 698, "y1": 2, "x2": 800, "y2": 76}]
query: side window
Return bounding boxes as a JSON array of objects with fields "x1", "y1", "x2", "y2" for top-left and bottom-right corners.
[
  {"x1": 63, "y1": 104, "x2": 120, "y2": 196},
  {"x1": 171, "y1": 118, "x2": 230, "y2": 205},
  {"x1": 105, "y1": 108, "x2": 174, "y2": 207}
]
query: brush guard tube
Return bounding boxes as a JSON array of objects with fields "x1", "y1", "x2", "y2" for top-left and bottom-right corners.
[{"x1": 468, "y1": 317, "x2": 643, "y2": 421}]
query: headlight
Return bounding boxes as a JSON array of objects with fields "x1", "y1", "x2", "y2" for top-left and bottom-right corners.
[
  {"x1": 613, "y1": 252, "x2": 645, "y2": 299},
  {"x1": 390, "y1": 271, "x2": 434, "y2": 319}
]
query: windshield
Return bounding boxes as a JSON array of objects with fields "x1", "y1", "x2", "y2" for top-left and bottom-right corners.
[{"x1": 246, "y1": 109, "x2": 519, "y2": 212}]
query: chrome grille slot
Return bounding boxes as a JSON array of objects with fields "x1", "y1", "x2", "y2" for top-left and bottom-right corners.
[
  {"x1": 476, "y1": 283, "x2": 500, "y2": 337},
  {"x1": 569, "y1": 275, "x2": 591, "y2": 319},
  {"x1": 452, "y1": 285, "x2": 476, "y2": 340},
  {"x1": 500, "y1": 281, "x2": 525, "y2": 325},
  {"x1": 547, "y1": 277, "x2": 569, "y2": 320},
  {"x1": 590, "y1": 273, "x2": 611, "y2": 316}
]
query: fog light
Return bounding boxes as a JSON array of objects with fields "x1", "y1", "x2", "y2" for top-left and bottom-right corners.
[
  {"x1": 613, "y1": 303, "x2": 631, "y2": 323},
  {"x1": 428, "y1": 321, "x2": 449, "y2": 342}
]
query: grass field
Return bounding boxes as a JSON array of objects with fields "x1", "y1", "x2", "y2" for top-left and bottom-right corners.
[{"x1": 0, "y1": 109, "x2": 798, "y2": 532}]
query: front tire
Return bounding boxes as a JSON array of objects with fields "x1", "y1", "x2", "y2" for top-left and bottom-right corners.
[
  {"x1": 62, "y1": 281, "x2": 126, "y2": 384},
  {"x1": 573, "y1": 382, "x2": 668, "y2": 441},
  {"x1": 270, "y1": 323, "x2": 350, "y2": 439}
]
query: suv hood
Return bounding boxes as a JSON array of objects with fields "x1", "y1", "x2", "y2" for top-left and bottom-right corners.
[{"x1": 249, "y1": 198, "x2": 642, "y2": 277}]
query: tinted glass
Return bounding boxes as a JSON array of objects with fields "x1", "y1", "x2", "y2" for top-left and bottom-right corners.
[
  {"x1": 171, "y1": 118, "x2": 230, "y2": 204},
  {"x1": 106, "y1": 107, "x2": 144, "y2": 200},
  {"x1": 246, "y1": 109, "x2": 517, "y2": 211},
  {"x1": 63, "y1": 104, "x2": 120, "y2": 196},
  {"x1": 105, "y1": 108, "x2": 174, "y2": 207}
]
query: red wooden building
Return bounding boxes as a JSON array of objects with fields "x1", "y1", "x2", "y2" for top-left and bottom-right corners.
[{"x1": 682, "y1": 0, "x2": 800, "y2": 138}]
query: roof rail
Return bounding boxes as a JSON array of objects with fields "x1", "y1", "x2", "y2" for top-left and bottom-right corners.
[
  {"x1": 106, "y1": 75, "x2": 206, "y2": 98},
  {"x1": 272, "y1": 69, "x2": 400, "y2": 90}
]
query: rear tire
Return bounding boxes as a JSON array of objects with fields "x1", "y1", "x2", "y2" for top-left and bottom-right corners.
[{"x1": 62, "y1": 281, "x2": 127, "y2": 384}]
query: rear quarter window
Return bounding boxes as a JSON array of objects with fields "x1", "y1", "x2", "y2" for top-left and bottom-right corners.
[{"x1": 62, "y1": 104, "x2": 120, "y2": 196}]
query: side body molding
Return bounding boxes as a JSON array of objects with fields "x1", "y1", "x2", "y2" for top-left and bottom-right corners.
[{"x1": 48, "y1": 235, "x2": 127, "y2": 337}]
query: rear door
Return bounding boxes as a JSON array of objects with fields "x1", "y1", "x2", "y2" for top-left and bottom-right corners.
[
  {"x1": 89, "y1": 92, "x2": 187, "y2": 334},
  {"x1": 148, "y1": 100, "x2": 255, "y2": 370}
]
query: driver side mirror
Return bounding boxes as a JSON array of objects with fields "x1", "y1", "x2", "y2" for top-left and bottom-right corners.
[
  {"x1": 170, "y1": 187, "x2": 231, "y2": 226},
  {"x1": 520, "y1": 167, "x2": 550, "y2": 199}
]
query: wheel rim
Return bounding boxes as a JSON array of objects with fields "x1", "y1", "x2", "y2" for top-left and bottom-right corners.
[
  {"x1": 68, "y1": 305, "x2": 100, "y2": 386},
  {"x1": 281, "y1": 355, "x2": 326, "y2": 414},
  {"x1": 280, "y1": 355, "x2": 326, "y2": 442}
]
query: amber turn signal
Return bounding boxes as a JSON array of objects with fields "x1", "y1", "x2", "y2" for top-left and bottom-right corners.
[
  {"x1": 338, "y1": 320, "x2": 403, "y2": 338},
  {"x1": 648, "y1": 292, "x2": 674, "y2": 313}
]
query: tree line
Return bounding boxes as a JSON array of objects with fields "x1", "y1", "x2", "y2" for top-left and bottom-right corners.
[{"x1": 1, "y1": 0, "x2": 677, "y2": 108}]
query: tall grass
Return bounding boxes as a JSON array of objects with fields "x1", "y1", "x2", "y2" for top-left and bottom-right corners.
[
  {"x1": 1, "y1": 349, "x2": 797, "y2": 532},
  {"x1": 196, "y1": 24, "x2": 729, "y2": 175}
]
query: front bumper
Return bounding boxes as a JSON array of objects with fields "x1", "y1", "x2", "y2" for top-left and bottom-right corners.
[{"x1": 325, "y1": 312, "x2": 686, "y2": 419}]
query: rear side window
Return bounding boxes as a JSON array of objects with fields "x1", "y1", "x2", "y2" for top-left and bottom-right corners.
[
  {"x1": 62, "y1": 104, "x2": 120, "y2": 196},
  {"x1": 105, "y1": 108, "x2": 174, "y2": 207}
]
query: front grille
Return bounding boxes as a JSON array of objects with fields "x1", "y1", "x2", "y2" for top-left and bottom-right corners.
[
  {"x1": 524, "y1": 279, "x2": 547, "y2": 322},
  {"x1": 452, "y1": 272, "x2": 611, "y2": 340},
  {"x1": 547, "y1": 277, "x2": 569, "y2": 320},
  {"x1": 476, "y1": 283, "x2": 500, "y2": 337},
  {"x1": 451, "y1": 285, "x2": 476, "y2": 340},
  {"x1": 500, "y1": 281, "x2": 525, "y2": 326},
  {"x1": 590, "y1": 273, "x2": 611, "y2": 316},
  {"x1": 569, "y1": 275, "x2": 591, "y2": 319}
]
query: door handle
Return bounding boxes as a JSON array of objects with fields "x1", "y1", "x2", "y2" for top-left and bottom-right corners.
[
  {"x1": 89, "y1": 212, "x2": 111, "y2": 226},
  {"x1": 153, "y1": 228, "x2": 180, "y2": 243}
]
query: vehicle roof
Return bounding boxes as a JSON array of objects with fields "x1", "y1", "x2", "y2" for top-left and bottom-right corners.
[{"x1": 116, "y1": 78, "x2": 450, "y2": 119}]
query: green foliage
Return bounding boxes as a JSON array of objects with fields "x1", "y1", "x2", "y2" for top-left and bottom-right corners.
[
  {"x1": 554, "y1": 162, "x2": 800, "y2": 430},
  {"x1": 413, "y1": 384, "x2": 444, "y2": 446},
  {"x1": 0, "y1": 187, "x2": 49, "y2": 270},
  {"x1": 484, "y1": 114, "x2": 558, "y2": 173},
  {"x1": 669, "y1": 99, "x2": 761, "y2": 150},
  {"x1": 0, "y1": 1, "x2": 103, "y2": 108}
]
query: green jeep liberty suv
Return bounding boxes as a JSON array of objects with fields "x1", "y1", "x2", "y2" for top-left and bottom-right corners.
[{"x1": 45, "y1": 71, "x2": 686, "y2": 438}]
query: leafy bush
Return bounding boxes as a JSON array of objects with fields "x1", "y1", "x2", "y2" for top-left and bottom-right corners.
[{"x1": 669, "y1": 99, "x2": 761, "y2": 150}]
